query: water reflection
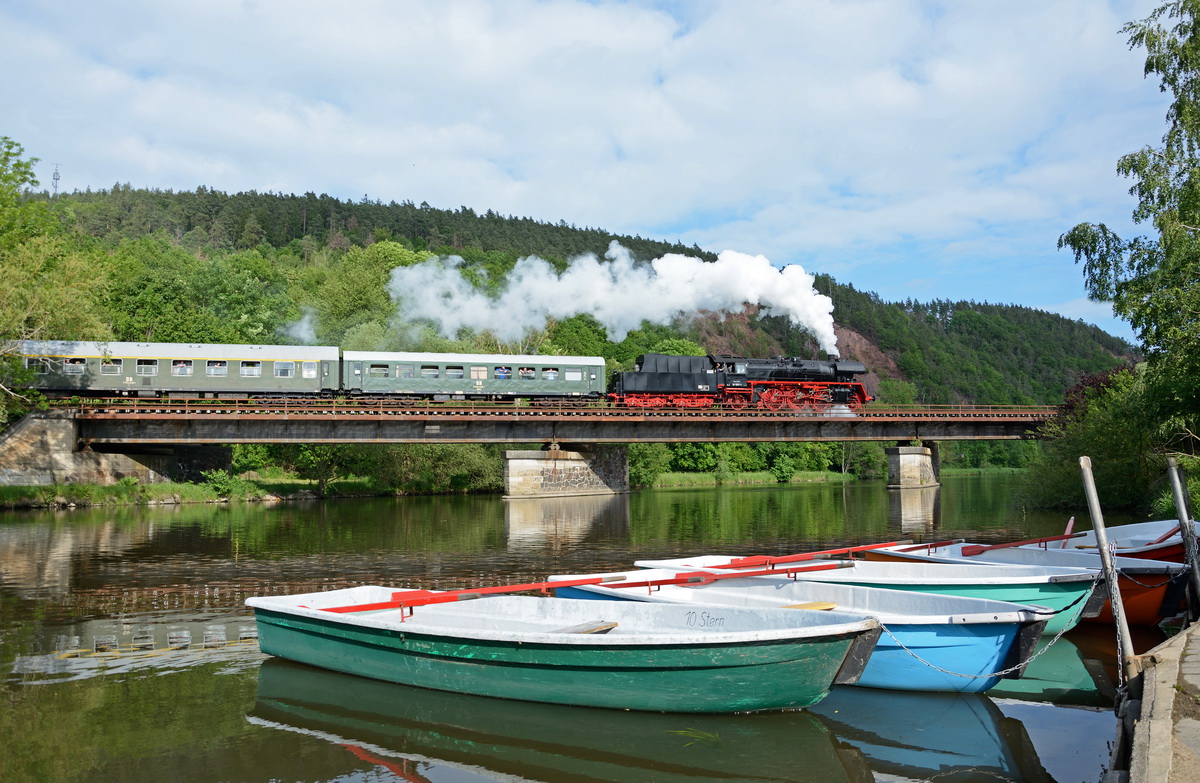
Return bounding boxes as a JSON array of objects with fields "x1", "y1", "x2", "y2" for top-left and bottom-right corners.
[
  {"x1": 887, "y1": 485, "x2": 941, "y2": 533},
  {"x1": 504, "y1": 494, "x2": 630, "y2": 552},
  {"x1": 250, "y1": 657, "x2": 864, "y2": 783},
  {"x1": 0, "y1": 475, "x2": 1140, "y2": 783}
]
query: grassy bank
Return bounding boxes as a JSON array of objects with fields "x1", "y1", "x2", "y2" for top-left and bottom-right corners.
[{"x1": 0, "y1": 475, "x2": 380, "y2": 510}]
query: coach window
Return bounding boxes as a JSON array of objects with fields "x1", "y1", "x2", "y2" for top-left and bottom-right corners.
[
  {"x1": 470, "y1": 366, "x2": 488, "y2": 380},
  {"x1": 541, "y1": 367, "x2": 559, "y2": 381},
  {"x1": 302, "y1": 361, "x2": 318, "y2": 379},
  {"x1": 396, "y1": 364, "x2": 414, "y2": 379},
  {"x1": 171, "y1": 360, "x2": 194, "y2": 377},
  {"x1": 25, "y1": 358, "x2": 49, "y2": 374},
  {"x1": 518, "y1": 367, "x2": 535, "y2": 380},
  {"x1": 64, "y1": 358, "x2": 86, "y2": 375},
  {"x1": 494, "y1": 366, "x2": 511, "y2": 380},
  {"x1": 207, "y1": 360, "x2": 228, "y2": 377},
  {"x1": 136, "y1": 359, "x2": 159, "y2": 376},
  {"x1": 420, "y1": 365, "x2": 439, "y2": 379},
  {"x1": 367, "y1": 364, "x2": 389, "y2": 378},
  {"x1": 564, "y1": 368, "x2": 583, "y2": 382},
  {"x1": 101, "y1": 359, "x2": 123, "y2": 375},
  {"x1": 446, "y1": 366, "x2": 464, "y2": 380},
  {"x1": 240, "y1": 361, "x2": 262, "y2": 378},
  {"x1": 275, "y1": 361, "x2": 296, "y2": 378}
]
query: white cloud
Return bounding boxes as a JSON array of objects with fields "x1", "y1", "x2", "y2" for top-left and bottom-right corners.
[{"x1": 0, "y1": 0, "x2": 1167, "y2": 339}]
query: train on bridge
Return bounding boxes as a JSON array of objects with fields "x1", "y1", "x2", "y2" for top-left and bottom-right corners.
[{"x1": 14, "y1": 340, "x2": 871, "y2": 413}]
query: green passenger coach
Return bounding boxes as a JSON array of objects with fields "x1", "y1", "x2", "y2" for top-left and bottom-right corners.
[
  {"x1": 18, "y1": 341, "x2": 341, "y2": 398},
  {"x1": 341, "y1": 351, "x2": 606, "y2": 401}
]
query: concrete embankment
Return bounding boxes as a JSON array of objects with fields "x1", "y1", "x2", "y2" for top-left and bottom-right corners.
[{"x1": 1119, "y1": 622, "x2": 1200, "y2": 782}]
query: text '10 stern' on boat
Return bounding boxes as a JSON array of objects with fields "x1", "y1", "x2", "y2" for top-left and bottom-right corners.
[
  {"x1": 243, "y1": 570, "x2": 883, "y2": 714},
  {"x1": 547, "y1": 564, "x2": 1050, "y2": 693}
]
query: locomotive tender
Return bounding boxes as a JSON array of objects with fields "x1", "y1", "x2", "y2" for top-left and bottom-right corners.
[{"x1": 14, "y1": 341, "x2": 869, "y2": 411}]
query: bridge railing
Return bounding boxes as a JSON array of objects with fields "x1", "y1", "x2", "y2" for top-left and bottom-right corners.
[{"x1": 57, "y1": 398, "x2": 1060, "y2": 421}]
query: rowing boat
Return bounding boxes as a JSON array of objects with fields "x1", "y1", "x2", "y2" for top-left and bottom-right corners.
[
  {"x1": 548, "y1": 566, "x2": 1047, "y2": 693},
  {"x1": 865, "y1": 541, "x2": 1187, "y2": 626},
  {"x1": 635, "y1": 555, "x2": 1105, "y2": 634},
  {"x1": 245, "y1": 584, "x2": 881, "y2": 713},
  {"x1": 1017, "y1": 518, "x2": 1198, "y2": 562}
]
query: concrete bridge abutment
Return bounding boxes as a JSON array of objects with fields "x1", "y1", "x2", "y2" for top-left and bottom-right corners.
[
  {"x1": 503, "y1": 445, "x2": 629, "y2": 498},
  {"x1": 886, "y1": 443, "x2": 941, "y2": 489}
]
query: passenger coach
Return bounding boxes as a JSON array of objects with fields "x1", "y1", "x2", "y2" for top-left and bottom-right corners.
[
  {"x1": 342, "y1": 351, "x2": 606, "y2": 402},
  {"x1": 17, "y1": 340, "x2": 341, "y2": 398}
]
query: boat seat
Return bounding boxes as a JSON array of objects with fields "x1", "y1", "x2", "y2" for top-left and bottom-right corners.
[
  {"x1": 552, "y1": 620, "x2": 619, "y2": 634},
  {"x1": 781, "y1": 602, "x2": 838, "y2": 611}
]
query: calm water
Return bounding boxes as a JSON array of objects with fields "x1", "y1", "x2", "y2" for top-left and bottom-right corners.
[{"x1": 0, "y1": 475, "x2": 1161, "y2": 782}]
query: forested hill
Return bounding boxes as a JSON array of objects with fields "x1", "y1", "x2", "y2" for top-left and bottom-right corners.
[
  {"x1": 53, "y1": 184, "x2": 715, "y2": 264},
  {"x1": 44, "y1": 186, "x2": 1134, "y2": 405}
]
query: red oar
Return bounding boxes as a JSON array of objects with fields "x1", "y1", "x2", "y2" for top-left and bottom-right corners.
[
  {"x1": 323, "y1": 562, "x2": 855, "y2": 614},
  {"x1": 322, "y1": 574, "x2": 630, "y2": 614},
  {"x1": 717, "y1": 541, "x2": 912, "y2": 568},
  {"x1": 958, "y1": 532, "x2": 1087, "y2": 557},
  {"x1": 1149, "y1": 524, "x2": 1182, "y2": 545},
  {"x1": 604, "y1": 560, "x2": 855, "y2": 590}
]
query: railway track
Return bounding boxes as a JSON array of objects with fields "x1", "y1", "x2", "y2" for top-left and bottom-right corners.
[{"x1": 62, "y1": 399, "x2": 1059, "y2": 423}]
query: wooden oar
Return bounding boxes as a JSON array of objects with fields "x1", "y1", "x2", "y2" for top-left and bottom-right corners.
[
  {"x1": 889, "y1": 539, "x2": 965, "y2": 553},
  {"x1": 323, "y1": 562, "x2": 855, "y2": 613},
  {"x1": 720, "y1": 541, "x2": 912, "y2": 568},
  {"x1": 1148, "y1": 523, "x2": 1182, "y2": 545},
  {"x1": 603, "y1": 561, "x2": 855, "y2": 591},
  {"x1": 953, "y1": 532, "x2": 1087, "y2": 557},
  {"x1": 322, "y1": 573, "x2": 631, "y2": 613}
]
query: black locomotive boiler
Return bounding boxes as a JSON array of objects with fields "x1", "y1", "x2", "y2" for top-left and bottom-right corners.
[{"x1": 609, "y1": 353, "x2": 871, "y2": 411}]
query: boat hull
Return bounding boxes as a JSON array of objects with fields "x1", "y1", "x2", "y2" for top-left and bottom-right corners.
[
  {"x1": 865, "y1": 545, "x2": 1187, "y2": 626},
  {"x1": 635, "y1": 556, "x2": 1102, "y2": 635},
  {"x1": 248, "y1": 589, "x2": 879, "y2": 713},
  {"x1": 552, "y1": 571, "x2": 1044, "y2": 694}
]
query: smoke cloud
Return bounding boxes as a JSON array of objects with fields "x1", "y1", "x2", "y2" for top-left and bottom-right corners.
[
  {"x1": 280, "y1": 308, "x2": 317, "y2": 345},
  {"x1": 387, "y1": 242, "x2": 838, "y2": 354}
]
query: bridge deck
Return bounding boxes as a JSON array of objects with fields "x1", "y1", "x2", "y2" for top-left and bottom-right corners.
[{"x1": 64, "y1": 401, "x2": 1057, "y2": 445}]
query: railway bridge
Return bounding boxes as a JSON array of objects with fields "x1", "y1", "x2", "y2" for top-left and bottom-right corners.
[{"x1": 0, "y1": 401, "x2": 1057, "y2": 497}]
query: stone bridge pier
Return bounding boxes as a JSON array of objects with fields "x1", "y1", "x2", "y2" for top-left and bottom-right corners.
[
  {"x1": 503, "y1": 445, "x2": 629, "y2": 498},
  {"x1": 886, "y1": 443, "x2": 941, "y2": 489}
]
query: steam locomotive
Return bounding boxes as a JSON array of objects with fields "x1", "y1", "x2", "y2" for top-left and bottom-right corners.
[
  {"x1": 611, "y1": 353, "x2": 871, "y2": 411},
  {"x1": 14, "y1": 340, "x2": 870, "y2": 412}
]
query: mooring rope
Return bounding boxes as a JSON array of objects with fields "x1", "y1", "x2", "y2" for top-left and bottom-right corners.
[{"x1": 876, "y1": 571, "x2": 1102, "y2": 680}]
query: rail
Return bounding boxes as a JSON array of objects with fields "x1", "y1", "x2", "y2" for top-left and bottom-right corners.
[{"x1": 58, "y1": 398, "x2": 1059, "y2": 422}]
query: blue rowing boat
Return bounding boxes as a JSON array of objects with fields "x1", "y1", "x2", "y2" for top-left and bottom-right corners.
[{"x1": 548, "y1": 566, "x2": 1048, "y2": 693}]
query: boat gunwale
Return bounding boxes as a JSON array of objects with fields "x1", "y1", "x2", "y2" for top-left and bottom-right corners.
[{"x1": 245, "y1": 592, "x2": 880, "y2": 648}]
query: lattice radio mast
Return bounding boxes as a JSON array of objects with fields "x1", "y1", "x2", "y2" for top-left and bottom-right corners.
[{"x1": 52, "y1": 164, "x2": 60, "y2": 198}]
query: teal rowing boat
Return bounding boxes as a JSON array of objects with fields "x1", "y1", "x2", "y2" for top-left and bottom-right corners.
[{"x1": 245, "y1": 585, "x2": 881, "y2": 713}]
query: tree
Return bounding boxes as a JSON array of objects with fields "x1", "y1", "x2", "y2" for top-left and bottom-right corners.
[
  {"x1": 0, "y1": 138, "x2": 110, "y2": 420},
  {"x1": 1058, "y1": 1, "x2": 1200, "y2": 439}
]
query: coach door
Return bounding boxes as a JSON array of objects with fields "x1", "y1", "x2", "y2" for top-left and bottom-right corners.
[{"x1": 347, "y1": 360, "x2": 363, "y2": 391}]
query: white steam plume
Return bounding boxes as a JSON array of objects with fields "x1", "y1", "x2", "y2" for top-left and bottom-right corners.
[
  {"x1": 281, "y1": 308, "x2": 317, "y2": 345},
  {"x1": 387, "y1": 242, "x2": 838, "y2": 354}
]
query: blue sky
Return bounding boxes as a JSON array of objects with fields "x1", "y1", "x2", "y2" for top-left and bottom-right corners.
[{"x1": 0, "y1": 0, "x2": 1170, "y2": 342}]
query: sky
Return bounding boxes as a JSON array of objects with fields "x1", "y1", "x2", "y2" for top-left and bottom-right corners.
[{"x1": 0, "y1": 0, "x2": 1172, "y2": 343}]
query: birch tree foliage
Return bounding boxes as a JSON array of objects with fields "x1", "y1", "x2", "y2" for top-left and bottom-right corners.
[
  {"x1": 1058, "y1": 1, "x2": 1200, "y2": 420},
  {"x1": 0, "y1": 137, "x2": 109, "y2": 418}
]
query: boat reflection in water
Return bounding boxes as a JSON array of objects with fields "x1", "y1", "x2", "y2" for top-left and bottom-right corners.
[
  {"x1": 249, "y1": 658, "x2": 871, "y2": 783},
  {"x1": 811, "y1": 687, "x2": 1055, "y2": 782},
  {"x1": 249, "y1": 657, "x2": 1079, "y2": 783}
]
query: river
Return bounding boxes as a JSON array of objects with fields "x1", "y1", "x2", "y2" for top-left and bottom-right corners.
[{"x1": 0, "y1": 474, "x2": 1165, "y2": 782}]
